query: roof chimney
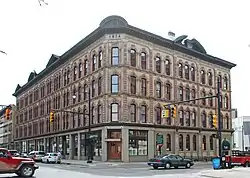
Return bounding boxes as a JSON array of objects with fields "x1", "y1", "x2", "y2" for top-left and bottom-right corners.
[{"x1": 168, "y1": 31, "x2": 175, "y2": 41}]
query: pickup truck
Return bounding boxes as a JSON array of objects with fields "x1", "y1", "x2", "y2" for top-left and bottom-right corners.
[{"x1": 0, "y1": 148, "x2": 39, "y2": 177}]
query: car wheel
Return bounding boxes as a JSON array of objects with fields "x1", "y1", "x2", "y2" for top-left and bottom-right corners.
[
  {"x1": 174, "y1": 166, "x2": 178, "y2": 169},
  {"x1": 164, "y1": 163, "x2": 171, "y2": 169},
  {"x1": 153, "y1": 165, "x2": 158, "y2": 169},
  {"x1": 19, "y1": 164, "x2": 34, "y2": 177},
  {"x1": 186, "y1": 162, "x2": 191, "y2": 169},
  {"x1": 47, "y1": 159, "x2": 50, "y2": 164}
]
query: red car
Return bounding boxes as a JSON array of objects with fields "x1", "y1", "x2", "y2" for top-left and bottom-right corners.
[{"x1": 0, "y1": 148, "x2": 39, "y2": 177}]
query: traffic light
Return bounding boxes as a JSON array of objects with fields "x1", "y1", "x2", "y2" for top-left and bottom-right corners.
[
  {"x1": 5, "y1": 108, "x2": 11, "y2": 120},
  {"x1": 212, "y1": 114, "x2": 217, "y2": 128},
  {"x1": 171, "y1": 106, "x2": 177, "y2": 118},
  {"x1": 49, "y1": 110, "x2": 55, "y2": 123}
]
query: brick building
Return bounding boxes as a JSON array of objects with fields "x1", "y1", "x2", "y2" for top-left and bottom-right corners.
[{"x1": 12, "y1": 15, "x2": 236, "y2": 162}]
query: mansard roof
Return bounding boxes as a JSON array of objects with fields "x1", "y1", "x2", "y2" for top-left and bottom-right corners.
[{"x1": 13, "y1": 15, "x2": 236, "y2": 97}]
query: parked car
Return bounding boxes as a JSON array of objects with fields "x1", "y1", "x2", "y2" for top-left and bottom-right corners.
[
  {"x1": 41, "y1": 153, "x2": 61, "y2": 164},
  {"x1": 147, "y1": 154, "x2": 194, "y2": 169},
  {"x1": 21, "y1": 152, "x2": 29, "y2": 158},
  {"x1": 8, "y1": 150, "x2": 20, "y2": 157},
  {"x1": 0, "y1": 148, "x2": 39, "y2": 177},
  {"x1": 28, "y1": 151, "x2": 46, "y2": 162}
]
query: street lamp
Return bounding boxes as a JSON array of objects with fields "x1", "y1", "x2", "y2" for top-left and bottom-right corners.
[{"x1": 72, "y1": 86, "x2": 92, "y2": 163}]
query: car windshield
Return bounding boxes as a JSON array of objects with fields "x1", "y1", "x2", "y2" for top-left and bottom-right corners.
[
  {"x1": 50, "y1": 153, "x2": 57, "y2": 156},
  {"x1": 37, "y1": 151, "x2": 45, "y2": 155}
]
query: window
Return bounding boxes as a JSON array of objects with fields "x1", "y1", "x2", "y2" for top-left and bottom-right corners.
[
  {"x1": 191, "y1": 66, "x2": 195, "y2": 81},
  {"x1": 209, "y1": 113, "x2": 213, "y2": 128},
  {"x1": 111, "y1": 47, "x2": 119, "y2": 65},
  {"x1": 79, "y1": 63, "x2": 82, "y2": 78},
  {"x1": 179, "y1": 87, "x2": 183, "y2": 101},
  {"x1": 202, "y1": 136, "x2": 206, "y2": 150},
  {"x1": 97, "y1": 105, "x2": 101, "y2": 123},
  {"x1": 208, "y1": 72, "x2": 213, "y2": 86},
  {"x1": 128, "y1": 130, "x2": 148, "y2": 156},
  {"x1": 210, "y1": 136, "x2": 214, "y2": 150},
  {"x1": 224, "y1": 95, "x2": 229, "y2": 109},
  {"x1": 98, "y1": 77, "x2": 102, "y2": 95},
  {"x1": 141, "y1": 78, "x2": 146, "y2": 96},
  {"x1": 185, "y1": 87, "x2": 190, "y2": 100},
  {"x1": 111, "y1": 103, "x2": 119, "y2": 122},
  {"x1": 184, "y1": 65, "x2": 189, "y2": 80},
  {"x1": 111, "y1": 75, "x2": 119, "y2": 93},
  {"x1": 185, "y1": 111, "x2": 191, "y2": 126},
  {"x1": 156, "y1": 82, "x2": 161, "y2": 98},
  {"x1": 186, "y1": 135, "x2": 190, "y2": 151},
  {"x1": 201, "y1": 112, "x2": 207, "y2": 128},
  {"x1": 130, "y1": 49, "x2": 136, "y2": 67},
  {"x1": 98, "y1": 51, "x2": 102, "y2": 68},
  {"x1": 72, "y1": 87, "x2": 76, "y2": 104},
  {"x1": 165, "y1": 59, "x2": 170, "y2": 75},
  {"x1": 130, "y1": 76, "x2": 136, "y2": 94},
  {"x1": 191, "y1": 89, "x2": 196, "y2": 104},
  {"x1": 141, "y1": 52, "x2": 146, "y2": 69},
  {"x1": 179, "y1": 110, "x2": 184, "y2": 126},
  {"x1": 201, "y1": 91, "x2": 206, "y2": 105},
  {"x1": 179, "y1": 134, "x2": 183, "y2": 151},
  {"x1": 166, "y1": 84, "x2": 171, "y2": 100},
  {"x1": 223, "y1": 76, "x2": 228, "y2": 90},
  {"x1": 73, "y1": 66, "x2": 77, "y2": 81},
  {"x1": 193, "y1": 135, "x2": 197, "y2": 151},
  {"x1": 92, "y1": 80, "x2": 95, "y2": 97},
  {"x1": 178, "y1": 63, "x2": 183, "y2": 78},
  {"x1": 130, "y1": 104, "x2": 136, "y2": 122},
  {"x1": 92, "y1": 54, "x2": 97, "y2": 71},
  {"x1": 218, "y1": 75, "x2": 222, "y2": 88},
  {"x1": 84, "y1": 59, "x2": 88, "y2": 76},
  {"x1": 155, "y1": 107, "x2": 161, "y2": 124},
  {"x1": 140, "y1": 105, "x2": 146, "y2": 123},
  {"x1": 201, "y1": 70, "x2": 205, "y2": 84},
  {"x1": 155, "y1": 57, "x2": 161, "y2": 73},
  {"x1": 83, "y1": 84, "x2": 88, "y2": 100}
]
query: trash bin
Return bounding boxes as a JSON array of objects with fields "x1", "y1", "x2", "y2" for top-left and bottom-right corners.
[{"x1": 212, "y1": 157, "x2": 221, "y2": 169}]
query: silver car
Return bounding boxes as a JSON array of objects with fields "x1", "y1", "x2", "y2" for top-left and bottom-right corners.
[{"x1": 29, "y1": 151, "x2": 46, "y2": 162}]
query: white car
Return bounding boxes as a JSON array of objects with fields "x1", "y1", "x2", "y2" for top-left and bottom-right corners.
[{"x1": 42, "y1": 153, "x2": 61, "y2": 164}]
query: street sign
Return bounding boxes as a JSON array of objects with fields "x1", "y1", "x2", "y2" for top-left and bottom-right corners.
[{"x1": 161, "y1": 110, "x2": 169, "y2": 118}]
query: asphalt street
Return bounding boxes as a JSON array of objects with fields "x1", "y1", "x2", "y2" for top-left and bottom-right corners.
[{"x1": 0, "y1": 162, "x2": 212, "y2": 178}]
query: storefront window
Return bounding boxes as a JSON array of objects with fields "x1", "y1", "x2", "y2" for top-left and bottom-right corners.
[
  {"x1": 129, "y1": 130, "x2": 148, "y2": 156},
  {"x1": 92, "y1": 131, "x2": 102, "y2": 156}
]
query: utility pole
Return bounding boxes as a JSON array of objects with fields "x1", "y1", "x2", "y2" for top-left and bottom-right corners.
[{"x1": 217, "y1": 78, "x2": 222, "y2": 157}]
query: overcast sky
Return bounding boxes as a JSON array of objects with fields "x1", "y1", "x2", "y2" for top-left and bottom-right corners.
[{"x1": 0, "y1": 0, "x2": 248, "y2": 116}]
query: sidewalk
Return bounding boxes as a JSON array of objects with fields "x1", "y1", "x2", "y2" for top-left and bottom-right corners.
[
  {"x1": 61, "y1": 159, "x2": 211, "y2": 167},
  {"x1": 199, "y1": 167, "x2": 250, "y2": 178}
]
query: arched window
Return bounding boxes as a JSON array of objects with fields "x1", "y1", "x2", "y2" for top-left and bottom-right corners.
[
  {"x1": 111, "y1": 47, "x2": 119, "y2": 65},
  {"x1": 130, "y1": 104, "x2": 136, "y2": 122},
  {"x1": 224, "y1": 95, "x2": 229, "y2": 109},
  {"x1": 185, "y1": 87, "x2": 190, "y2": 100},
  {"x1": 179, "y1": 134, "x2": 183, "y2": 151},
  {"x1": 223, "y1": 76, "x2": 228, "y2": 90},
  {"x1": 73, "y1": 66, "x2": 77, "y2": 81},
  {"x1": 165, "y1": 59, "x2": 170, "y2": 75},
  {"x1": 92, "y1": 54, "x2": 97, "y2": 71},
  {"x1": 201, "y1": 70, "x2": 206, "y2": 84},
  {"x1": 179, "y1": 110, "x2": 184, "y2": 126},
  {"x1": 78, "y1": 63, "x2": 82, "y2": 78},
  {"x1": 185, "y1": 110, "x2": 191, "y2": 126},
  {"x1": 184, "y1": 65, "x2": 189, "y2": 80},
  {"x1": 218, "y1": 75, "x2": 222, "y2": 88},
  {"x1": 155, "y1": 57, "x2": 161, "y2": 73},
  {"x1": 191, "y1": 66, "x2": 195, "y2": 81},
  {"x1": 130, "y1": 49, "x2": 136, "y2": 67},
  {"x1": 98, "y1": 51, "x2": 103, "y2": 68},
  {"x1": 141, "y1": 52, "x2": 146, "y2": 69},
  {"x1": 208, "y1": 72, "x2": 213, "y2": 86},
  {"x1": 111, "y1": 103, "x2": 119, "y2": 122},
  {"x1": 179, "y1": 87, "x2": 183, "y2": 101},
  {"x1": 155, "y1": 107, "x2": 161, "y2": 124},
  {"x1": 178, "y1": 63, "x2": 183, "y2": 78}
]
